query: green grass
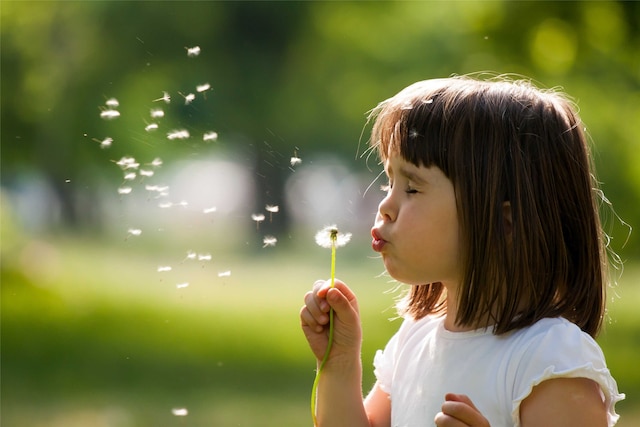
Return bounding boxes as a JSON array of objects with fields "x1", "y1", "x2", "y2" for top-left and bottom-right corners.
[{"x1": 2, "y1": 235, "x2": 639, "y2": 426}]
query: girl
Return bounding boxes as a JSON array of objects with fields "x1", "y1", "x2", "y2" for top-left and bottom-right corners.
[{"x1": 300, "y1": 76, "x2": 624, "y2": 427}]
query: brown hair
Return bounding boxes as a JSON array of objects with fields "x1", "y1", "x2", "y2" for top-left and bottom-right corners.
[{"x1": 369, "y1": 76, "x2": 607, "y2": 337}]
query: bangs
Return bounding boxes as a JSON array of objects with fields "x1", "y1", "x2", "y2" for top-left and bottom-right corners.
[{"x1": 369, "y1": 80, "x2": 453, "y2": 177}]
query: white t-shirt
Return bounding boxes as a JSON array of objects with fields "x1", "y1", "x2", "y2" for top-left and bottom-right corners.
[{"x1": 373, "y1": 316, "x2": 624, "y2": 427}]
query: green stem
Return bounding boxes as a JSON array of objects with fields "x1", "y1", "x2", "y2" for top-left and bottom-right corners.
[{"x1": 311, "y1": 241, "x2": 337, "y2": 426}]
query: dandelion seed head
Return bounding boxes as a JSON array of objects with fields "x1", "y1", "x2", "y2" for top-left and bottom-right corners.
[
  {"x1": 186, "y1": 46, "x2": 201, "y2": 57},
  {"x1": 315, "y1": 225, "x2": 352, "y2": 249},
  {"x1": 181, "y1": 92, "x2": 195, "y2": 105},
  {"x1": 196, "y1": 83, "x2": 211, "y2": 93},
  {"x1": 118, "y1": 186, "x2": 133, "y2": 195},
  {"x1": 203, "y1": 131, "x2": 218, "y2": 142},
  {"x1": 265, "y1": 205, "x2": 279, "y2": 213},
  {"x1": 251, "y1": 213, "x2": 265, "y2": 222},
  {"x1": 262, "y1": 236, "x2": 277, "y2": 248},
  {"x1": 290, "y1": 156, "x2": 302, "y2": 166},
  {"x1": 157, "y1": 266, "x2": 172, "y2": 272}
]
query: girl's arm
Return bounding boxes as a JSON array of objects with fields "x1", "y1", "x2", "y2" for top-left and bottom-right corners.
[
  {"x1": 300, "y1": 280, "x2": 390, "y2": 427},
  {"x1": 520, "y1": 377, "x2": 607, "y2": 427}
]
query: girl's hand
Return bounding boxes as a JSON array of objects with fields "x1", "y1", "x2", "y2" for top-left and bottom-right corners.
[
  {"x1": 300, "y1": 279, "x2": 362, "y2": 364},
  {"x1": 434, "y1": 393, "x2": 490, "y2": 427}
]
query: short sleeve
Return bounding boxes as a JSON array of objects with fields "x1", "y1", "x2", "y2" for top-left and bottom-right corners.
[
  {"x1": 510, "y1": 319, "x2": 624, "y2": 426},
  {"x1": 373, "y1": 317, "x2": 414, "y2": 395}
]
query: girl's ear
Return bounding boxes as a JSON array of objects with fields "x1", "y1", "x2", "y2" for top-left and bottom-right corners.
[{"x1": 503, "y1": 201, "x2": 513, "y2": 240}]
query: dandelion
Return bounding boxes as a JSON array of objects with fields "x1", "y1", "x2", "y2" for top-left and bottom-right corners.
[
  {"x1": 251, "y1": 213, "x2": 265, "y2": 230},
  {"x1": 139, "y1": 169, "x2": 154, "y2": 178},
  {"x1": 118, "y1": 186, "x2": 133, "y2": 195},
  {"x1": 186, "y1": 46, "x2": 201, "y2": 57},
  {"x1": 150, "y1": 108, "x2": 165, "y2": 119},
  {"x1": 203, "y1": 131, "x2": 218, "y2": 142},
  {"x1": 154, "y1": 91, "x2": 171, "y2": 104},
  {"x1": 144, "y1": 123, "x2": 158, "y2": 132},
  {"x1": 100, "y1": 109, "x2": 120, "y2": 120},
  {"x1": 265, "y1": 204, "x2": 279, "y2": 221},
  {"x1": 167, "y1": 129, "x2": 190, "y2": 140},
  {"x1": 196, "y1": 83, "x2": 211, "y2": 93},
  {"x1": 176, "y1": 283, "x2": 189, "y2": 289},
  {"x1": 203, "y1": 206, "x2": 217, "y2": 214},
  {"x1": 262, "y1": 235, "x2": 277, "y2": 248},
  {"x1": 311, "y1": 225, "x2": 351, "y2": 425},
  {"x1": 218, "y1": 270, "x2": 231, "y2": 277},
  {"x1": 105, "y1": 97, "x2": 119, "y2": 108},
  {"x1": 290, "y1": 156, "x2": 302, "y2": 167},
  {"x1": 157, "y1": 266, "x2": 172, "y2": 272}
]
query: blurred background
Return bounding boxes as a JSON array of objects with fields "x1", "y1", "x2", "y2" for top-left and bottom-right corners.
[{"x1": 1, "y1": 1, "x2": 639, "y2": 426}]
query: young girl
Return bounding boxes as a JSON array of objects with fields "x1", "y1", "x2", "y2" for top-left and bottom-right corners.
[{"x1": 300, "y1": 76, "x2": 624, "y2": 427}]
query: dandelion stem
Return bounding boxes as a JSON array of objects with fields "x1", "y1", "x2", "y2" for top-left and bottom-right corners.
[{"x1": 311, "y1": 236, "x2": 337, "y2": 426}]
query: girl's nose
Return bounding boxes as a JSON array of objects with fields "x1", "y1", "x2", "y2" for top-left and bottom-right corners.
[{"x1": 377, "y1": 193, "x2": 396, "y2": 222}]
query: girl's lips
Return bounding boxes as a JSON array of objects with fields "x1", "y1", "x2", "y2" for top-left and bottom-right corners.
[{"x1": 371, "y1": 229, "x2": 387, "y2": 252}]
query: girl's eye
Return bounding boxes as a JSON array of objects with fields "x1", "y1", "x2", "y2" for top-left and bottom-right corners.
[{"x1": 405, "y1": 186, "x2": 418, "y2": 194}]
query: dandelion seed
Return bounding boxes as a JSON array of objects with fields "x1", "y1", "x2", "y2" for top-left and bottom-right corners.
[
  {"x1": 105, "y1": 97, "x2": 120, "y2": 108},
  {"x1": 157, "y1": 266, "x2": 172, "y2": 272},
  {"x1": 167, "y1": 129, "x2": 190, "y2": 140},
  {"x1": 150, "y1": 108, "x2": 165, "y2": 118},
  {"x1": 145, "y1": 123, "x2": 159, "y2": 132},
  {"x1": 118, "y1": 186, "x2": 133, "y2": 195},
  {"x1": 154, "y1": 91, "x2": 171, "y2": 104},
  {"x1": 251, "y1": 213, "x2": 265, "y2": 229},
  {"x1": 186, "y1": 46, "x2": 201, "y2": 57},
  {"x1": 218, "y1": 270, "x2": 231, "y2": 277},
  {"x1": 148, "y1": 157, "x2": 163, "y2": 168},
  {"x1": 100, "y1": 109, "x2": 121, "y2": 120},
  {"x1": 115, "y1": 157, "x2": 140, "y2": 170},
  {"x1": 179, "y1": 92, "x2": 195, "y2": 105},
  {"x1": 176, "y1": 283, "x2": 189, "y2": 289},
  {"x1": 315, "y1": 225, "x2": 352, "y2": 249},
  {"x1": 262, "y1": 236, "x2": 277, "y2": 248},
  {"x1": 127, "y1": 228, "x2": 142, "y2": 236},
  {"x1": 198, "y1": 253, "x2": 212, "y2": 261},
  {"x1": 196, "y1": 83, "x2": 211, "y2": 93},
  {"x1": 203, "y1": 131, "x2": 218, "y2": 142},
  {"x1": 185, "y1": 250, "x2": 197, "y2": 261},
  {"x1": 177, "y1": 200, "x2": 189, "y2": 207},
  {"x1": 290, "y1": 156, "x2": 302, "y2": 167},
  {"x1": 203, "y1": 206, "x2": 217, "y2": 214},
  {"x1": 265, "y1": 204, "x2": 279, "y2": 221},
  {"x1": 172, "y1": 407, "x2": 189, "y2": 416},
  {"x1": 98, "y1": 137, "x2": 113, "y2": 149},
  {"x1": 123, "y1": 172, "x2": 137, "y2": 181},
  {"x1": 139, "y1": 169, "x2": 154, "y2": 178},
  {"x1": 158, "y1": 201, "x2": 173, "y2": 209}
]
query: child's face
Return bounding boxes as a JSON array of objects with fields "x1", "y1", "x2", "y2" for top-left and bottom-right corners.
[{"x1": 371, "y1": 153, "x2": 462, "y2": 289}]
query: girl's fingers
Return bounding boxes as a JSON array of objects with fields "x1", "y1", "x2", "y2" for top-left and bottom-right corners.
[{"x1": 435, "y1": 394, "x2": 489, "y2": 427}]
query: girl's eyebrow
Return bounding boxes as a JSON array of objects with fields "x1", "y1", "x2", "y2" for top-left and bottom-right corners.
[{"x1": 398, "y1": 165, "x2": 426, "y2": 185}]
